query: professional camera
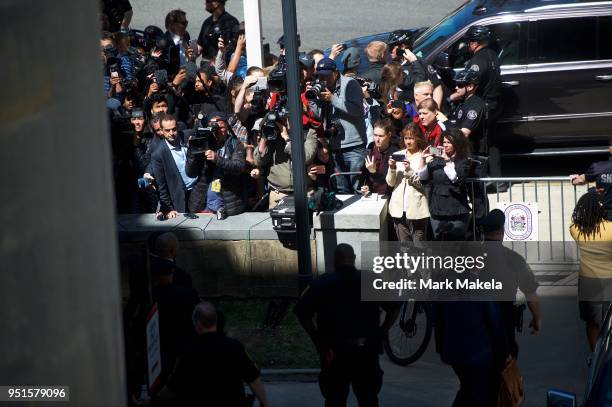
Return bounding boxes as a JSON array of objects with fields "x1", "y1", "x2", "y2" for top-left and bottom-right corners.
[
  {"x1": 250, "y1": 77, "x2": 269, "y2": 114},
  {"x1": 354, "y1": 76, "x2": 381, "y2": 99},
  {"x1": 189, "y1": 121, "x2": 219, "y2": 154},
  {"x1": 268, "y1": 68, "x2": 287, "y2": 93},
  {"x1": 260, "y1": 100, "x2": 289, "y2": 141},
  {"x1": 251, "y1": 88, "x2": 268, "y2": 114},
  {"x1": 268, "y1": 54, "x2": 287, "y2": 93},
  {"x1": 304, "y1": 79, "x2": 328, "y2": 100}
]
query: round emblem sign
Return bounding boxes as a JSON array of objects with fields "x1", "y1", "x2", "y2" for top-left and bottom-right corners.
[{"x1": 503, "y1": 204, "x2": 534, "y2": 240}]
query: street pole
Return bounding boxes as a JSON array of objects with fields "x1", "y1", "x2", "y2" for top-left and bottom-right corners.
[{"x1": 280, "y1": 0, "x2": 313, "y2": 293}]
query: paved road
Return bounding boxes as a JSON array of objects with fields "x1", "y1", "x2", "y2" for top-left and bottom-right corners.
[
  {"x1": 264, "y1": 299, "x2": 590, "y2": 406},
  {"x1": 130, "y1": 0, "x2": 463, "y2": 54}
]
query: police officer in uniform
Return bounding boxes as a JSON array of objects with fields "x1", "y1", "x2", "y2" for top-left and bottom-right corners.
[
  {"x1": 571, "y1": 137, "x2": 612, "y2": 220},
  {"x1": 447, "y1": 69, "x2": 490, "y2": 225},
  {"x1": 294, "y1": 244, "x2": 399, "y2": 407},
  {"x1": 448, "y1": 69, "x2": 487, "y2": 153},
  {"x1": 451, "y1": 25, "x2": 505, "y2": 190}
]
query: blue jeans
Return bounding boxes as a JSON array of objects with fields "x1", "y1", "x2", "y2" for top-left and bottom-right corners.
[{"x1": 332, "y1": 145, "x2": 366, "y2": 194}]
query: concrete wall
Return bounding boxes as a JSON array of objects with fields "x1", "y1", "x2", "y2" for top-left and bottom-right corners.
[
  {"x1": 117, "y1": 196, "x2": 389, "y2": 297},
  {"x1": 118, "y1": 213, "x2": 317, "y2": 298},
  {"x1": 0, "y1": 1, "x2": 126, "y2": 405}
]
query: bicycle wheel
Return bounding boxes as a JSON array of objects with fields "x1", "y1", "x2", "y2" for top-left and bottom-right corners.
[{"x1": 384, "y1": 300, "x2": 433, "y2": 366}]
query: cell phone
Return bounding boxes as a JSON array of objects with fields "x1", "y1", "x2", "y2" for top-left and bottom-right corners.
[
  {"x1": 314, "y1": 165, "x2": 326, "y2": 174},
  {"x1": 188, "y1": 39, "x2": 198, "y2": 51},
  {"x1": 429, "y1": 146, "x2": 443, "y2": 156},
  {"x1": 391, "y1": 153, "x2": 406, "y2": 162},
  {"x1": 110, "y1": 71, "x2": 119, "y2": 78}
]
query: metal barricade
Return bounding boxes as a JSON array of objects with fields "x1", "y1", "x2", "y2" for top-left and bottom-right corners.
[{"x1": 466, "y1": 177, "x2": 593, "y2": 267}]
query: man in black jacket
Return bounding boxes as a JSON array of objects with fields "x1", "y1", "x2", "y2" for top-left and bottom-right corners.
[
  {"x1": 197, "y1": 0, "x2": 239, "y2": 61},
  {"x1": 151, "y1": 114, "x2": 200, "y2": 218},
  {"x1": 361, "y1": 41, "x2": 388, "y2": 87},
  {"x1": 295, "y1": 244, "x2": 399, "y2": 406},
  {"x1": 186, "y1": 112, "x2": 247, "y2": 217},
  {"x1": 163, "y1": 9, "x2": 193, "y2": 77}
]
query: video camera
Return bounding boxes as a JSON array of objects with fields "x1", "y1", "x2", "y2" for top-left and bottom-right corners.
[
  {"x1": 250, "y1": 77, "x2": 269, "y2": 115},
  {"x1": 189, "y1": 121, "x2": 220, "y2": 154},
  {"x1": 260, "y1": 96, "x2": 289, "y2": 141},
  {"x1": 268, "y1": 54, "x2": 287, "y2": 93}
]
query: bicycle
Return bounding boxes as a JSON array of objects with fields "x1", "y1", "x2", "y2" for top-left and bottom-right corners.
[{"x1": 384, "y1": 299, "x2": 433, "y2": 366}]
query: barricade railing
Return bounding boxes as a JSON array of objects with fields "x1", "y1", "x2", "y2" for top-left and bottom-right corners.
[{"x1": 466, "y1": 176, "x2": 593, "y2": 266}]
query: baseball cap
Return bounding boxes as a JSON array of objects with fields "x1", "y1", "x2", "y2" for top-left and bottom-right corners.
[
  {"x1": 208, "y1": 111, "x2": 228, "y2": 123},
  {"x1": 341, "y1": 47, "x2": 360, "y2": 71},
  {"x1": 315, "y1": 57, "x2": 337, "y2": 76}
]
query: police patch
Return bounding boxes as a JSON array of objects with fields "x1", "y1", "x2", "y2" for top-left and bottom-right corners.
[
  {"x1": 457, "y1": 110, "x2": 463, "y2": 119},
  {"x1": 467, "y1": 110, "x2": 478, "y2": 120},
  {"x1": 470, "y1": 64, "x2": 480, "y2": 72},
  {"x1": 427, "y1": 65, "x2": 436, "y2": 74}
]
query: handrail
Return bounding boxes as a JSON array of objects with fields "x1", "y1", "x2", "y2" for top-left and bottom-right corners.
[{"x1": 466, "y1": 176, "x2": 573, "y2": 182}]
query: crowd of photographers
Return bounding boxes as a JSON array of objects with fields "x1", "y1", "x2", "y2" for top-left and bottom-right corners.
[{"x1": 103, "y1": 0, "x2": 498, "y2": 243}]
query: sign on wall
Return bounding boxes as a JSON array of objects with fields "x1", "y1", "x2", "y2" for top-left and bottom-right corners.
[
  {"x1": 146, "y1": 303, "x2": 162, "y2": 392},
  {"x1": 497, "y1": 202, "x2": 539, "y2": 241}
]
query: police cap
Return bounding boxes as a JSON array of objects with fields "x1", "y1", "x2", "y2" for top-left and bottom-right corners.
[
  {"x1": 387, "y1": 30, "x2": 412, "y2": 47},
  {"x1": 455, "y1": 69, "x2": 480, "y2": 86},
  {"x1": 465, "y1": 25, "x2": 491, "y2": 42}
]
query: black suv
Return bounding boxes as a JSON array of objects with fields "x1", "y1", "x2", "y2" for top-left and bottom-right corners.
[{"x1": 334, "y1": 0, "x2": 612, "y2": 157}]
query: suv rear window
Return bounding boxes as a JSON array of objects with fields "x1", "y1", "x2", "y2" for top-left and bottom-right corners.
[
  {"x1": 599, "y1": 16, "x2": 612, "y2": 60},
  {"x1": 535, "y1": 17, "x2": 598, "y2": 63}
]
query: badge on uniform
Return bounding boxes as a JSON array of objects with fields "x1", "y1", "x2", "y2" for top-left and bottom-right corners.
[
  {"x1": 467, "y1": 110, "x2": 478, "y2": 120},
  {"x1": 211, "y1": 179, "x2": 222, "y2": 193}
]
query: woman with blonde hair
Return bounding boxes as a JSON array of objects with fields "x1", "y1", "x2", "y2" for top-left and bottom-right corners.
[{"x1": 386, "y1": 123, "x2": 430, "y2": 241}]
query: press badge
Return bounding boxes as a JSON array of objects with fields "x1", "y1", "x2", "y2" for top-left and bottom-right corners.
[{"x1": 211, "y1": 179, "x2": 222, "y2": 193}]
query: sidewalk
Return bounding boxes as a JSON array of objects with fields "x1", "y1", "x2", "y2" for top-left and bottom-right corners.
[{"x1": 263, "y1": 299, "x2": 590, "y2": 406}]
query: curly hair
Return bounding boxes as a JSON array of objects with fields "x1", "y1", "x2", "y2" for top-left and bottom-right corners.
[{"x1": 572, "y1": 192, "x2": 607, "y2": 240}]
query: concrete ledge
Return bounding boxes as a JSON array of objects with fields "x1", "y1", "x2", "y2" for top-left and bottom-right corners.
[
  {"x1": 313, "y1": 195, "x2": 389, "y2": 273},
  {"x1": 313, "y1": 194, "x2": 388, "y2": 230}
]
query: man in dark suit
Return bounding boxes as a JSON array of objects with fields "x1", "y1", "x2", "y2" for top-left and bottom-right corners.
[
  {"x1": 151, "y1": 114, "x2": 199, "y2": 219},
  {"x1": 163, "y1": 9, "x2": 193, "y2": 77}
]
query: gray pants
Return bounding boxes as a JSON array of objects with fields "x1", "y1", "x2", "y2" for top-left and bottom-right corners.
[{"x1": 393, "y1": 216, "x2": 429, "y2": 242}]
